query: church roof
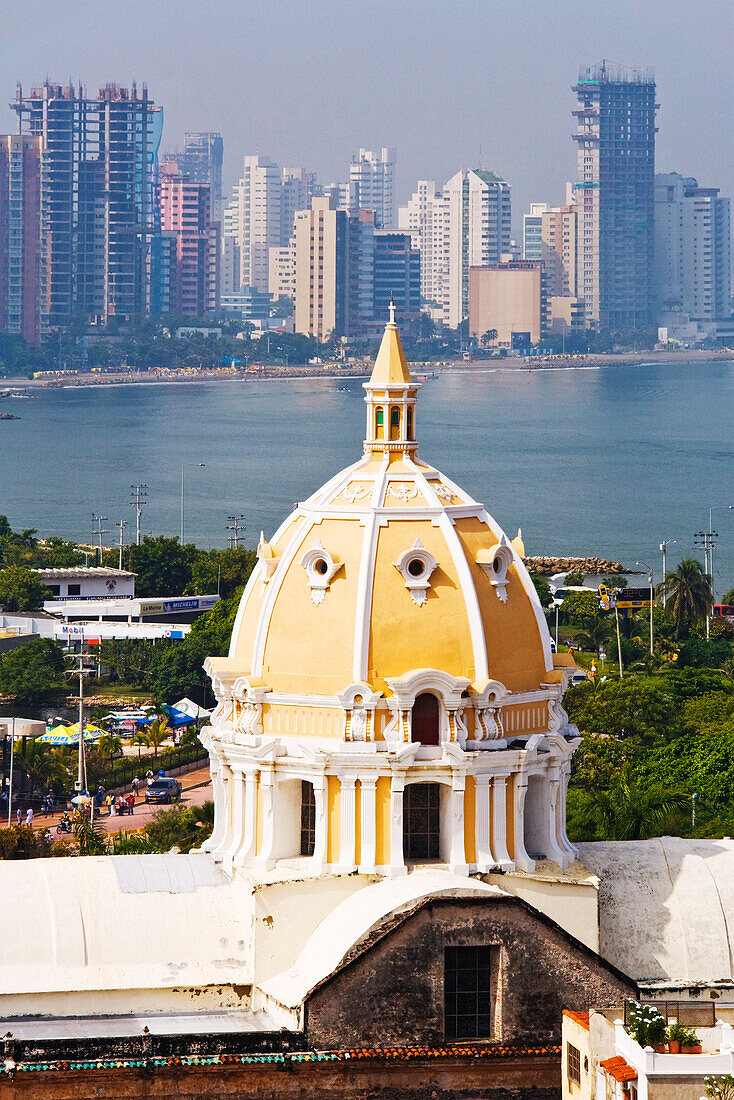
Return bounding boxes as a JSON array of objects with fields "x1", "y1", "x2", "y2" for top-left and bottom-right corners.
[
  {"x1": 579, "y1": 837, "x2": 734, "y2": 987},
  {"x1": 368, "y1": 301, "x2": 412, "y2": 385}
]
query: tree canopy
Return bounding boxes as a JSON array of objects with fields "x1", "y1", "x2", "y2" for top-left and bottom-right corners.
[{"x1": 0, "y1": 565, "x2": 50, "y2": 611}]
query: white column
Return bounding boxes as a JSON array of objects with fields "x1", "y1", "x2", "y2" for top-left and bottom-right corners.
[
  {"x1": 232, "y1": 770, "x2": 257, "y2": 867},
  {"x1": 359, "y1": 776, "x2": 377, "y2": 873},
  {"x1": 388, "y1": 775, "x2": 407, "y2": 877},
  {"x1": 512, "y1": 776, "x2": 535, "y2": 873},
  {"x1": 312, "y1": 777, "x2": 328, "y2": 870},
  {"x1": 212, "y1": 763, "x2": 235, "y2": 863},
  {"x1": 474, "y1": 774, "x2": 493, "y2": 872},
  {"x1": 254, "y1": 765, "x2": 276, "y2": 869},
  {"x1": 202, "y1": 756, "x2": 227, "y2": 855},
  {"x1": 335, "y1": 775, "x2": 357, "y2": 873},
  {"x1": 222, "y1": 765, "x2": 245, "y2": 872},
  {"x1": 448, "y1": 779, "x2": 469, "y2": 875},
  {"x1": 541, "y1": 768, "x2": 570, "y2": 867},
  {"x1": 555, "y1": 761, "x2": 578, "y2": 865},
  {"x1": 490, "y1": 774, "x2": 513, "y2": 870}
]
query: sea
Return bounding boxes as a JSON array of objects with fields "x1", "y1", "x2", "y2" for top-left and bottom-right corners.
[{"x1": 0, "y1": 359, "x2": 732, "y2": 591}]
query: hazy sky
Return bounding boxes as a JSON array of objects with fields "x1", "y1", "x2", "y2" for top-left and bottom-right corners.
[{"x1": 1, "y1": 0, "x2": 732, "y2": 234}]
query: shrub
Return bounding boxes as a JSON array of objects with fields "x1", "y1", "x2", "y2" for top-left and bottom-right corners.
[{"x1": 626, "y1": 1000, "x2": 666, "y2": 1048}]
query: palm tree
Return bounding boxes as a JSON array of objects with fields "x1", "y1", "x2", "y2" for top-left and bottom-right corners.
[
  {"x1": 20, "y1": 742, "x2": 70, "y2": 795},
  {"x1": 130, "y1": 729, "x2": 151, "y2": 760},
  {"x1": 659, "y1": 558, "x2": 713, "y2": 637},
  {"x1": 591, "y1": 765, "x2": 688, "y2": 840},
  {"x1": 574, "y1": 614, "x2": 612, "y2": 655},
  {"x1": 481, "y1": 329, "x2": 498, "y2": 348},
  {"x1": 97, "y1": 732, "x2": 123, "y2": 759},
  {"x1": 147, "y1": 716, "x2": 171, "y2": 758}
]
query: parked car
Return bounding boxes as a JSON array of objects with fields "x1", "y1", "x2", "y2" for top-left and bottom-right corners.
[
  {"x1": 570, "y1": 670, "x2": 590, "y2": 685},
  {"x1": 145, "y1": 777, "x2": 182, "y2": 805}
]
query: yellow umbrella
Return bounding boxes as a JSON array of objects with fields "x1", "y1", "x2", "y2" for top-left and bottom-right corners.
[{"x1": 65, "y1": 721, "x2": 104, "y2": 739}]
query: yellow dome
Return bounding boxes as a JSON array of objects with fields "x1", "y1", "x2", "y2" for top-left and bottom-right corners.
[
  {"x1": 227, "y1": 314, "x2": 553, "y2": 699},
  {"x1": 203, "y1": 308, "x2": 578, "y2": 882}
]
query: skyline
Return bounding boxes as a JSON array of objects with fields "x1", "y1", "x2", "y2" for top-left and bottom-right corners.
[{"x1": 1, "y1": 0, "x2": 733, "y2": 236}]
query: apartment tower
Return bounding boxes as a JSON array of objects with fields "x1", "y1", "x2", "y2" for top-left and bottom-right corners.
[
  {"x1": 0, "y1": 134, "x2": 42, "y2": 343},
  {"x1": 163, "y1": 132, "x2": 224, "y2": 223},
  {"x1": 158, "y1": 162, "x2": 218, "y2": 317},
  {"x1": 349, "y1": 147, "x2": 396, "y2": 229},
  {"x1": 573, "y1": 62, "x2": 657, "y2": 330}
]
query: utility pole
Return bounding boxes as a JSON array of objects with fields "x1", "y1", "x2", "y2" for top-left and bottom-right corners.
[
  {"x1": 130, "y1": 485, "x2": 148, "y2": 546},
  {"x1": 67, "y1": 648, "x2": 95, "y2": 797},
  {"x1": 116, "y1": 519, "x2": 127, "y2": 570},
  {"x1": 226, "y1": 514, "x2": 245, "y2": 549},
  {"x1": 91, "y1": 513, "x2": 109, "y2": 566},
  {"x1": 659, "y1": 539, "x2": 676, "y2": 607},
  {"x1": 694, "y1": 519, "x2": 718, "y2": 639},
  {"x1": 637, "y1": 560, "x2": 654, "y2": 656}
]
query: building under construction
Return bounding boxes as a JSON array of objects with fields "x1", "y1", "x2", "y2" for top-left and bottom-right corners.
[
  {"x1": 573, "y1": 62, "x2": 657, "y2": 331},
  {"x1": 11, "y1": 81, "x2": 163, "y2": 330}
]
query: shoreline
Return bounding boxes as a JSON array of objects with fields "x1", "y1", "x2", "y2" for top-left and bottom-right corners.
[{"x1": 1, "y1": 348, "x2": 732, "y2": 392}]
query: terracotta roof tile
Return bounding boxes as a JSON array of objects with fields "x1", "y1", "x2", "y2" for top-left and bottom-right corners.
[{"x1": 563, "y1": 1010, "x2": 590, "y2": 1030}]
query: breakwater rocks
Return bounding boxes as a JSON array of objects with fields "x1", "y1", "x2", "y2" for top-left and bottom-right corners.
[{"x1": 524, "y1": 555, "x2": 630, "y2": 577}]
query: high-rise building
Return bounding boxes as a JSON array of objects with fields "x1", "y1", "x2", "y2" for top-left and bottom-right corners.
[
  {"x1": 442, "y1": 169, "x2": 512, "y2": 329},
  {"x1": 349, "y1": 147, "x2": 396, "y2": 229},
  {"x1": 12, "y1": 81, "x2": 163, "y2": 329},
  {"x1": 269, "y1": 242, "x2": 296, "y2": 301},
  {"x1": 573, "y1": 62, "x2": 657, "y2": 330},
  {"x1": 469, "y1": 259, "x2": 547, "y2": 347},
  {"x1": 522, "y1": 203, "x2": 549, "y2": 261},
  {"x1": 162, "y1": 132, "x2": 223, "y2": 223},
  {"x1": 225, "y1": 156, "x2": 282, "y2": 294},
  {"x1": 294, "y1": 197, "x2": 349, "y2": 341},
  {"x1": 280, "y1": 168, "x2": 318, "y2": 249},
  {"x1": 398, "y1": 180, "x2": 442, "y2": 304},
  {"x1": 158, "y1": 163, "x2": 218, "y2": 317},
  {"x1": 372, "y1": 231, "x2": 421, "y2": 329},
  {"x1": 0, "y1": 134, "x2": 42, "y2": 343},
  {"x1": 654, "y1": 173, "x2": 731, "y2": 325},
  {"x1": 539, "y1": 205, "x2": 578, "y2": 297}
]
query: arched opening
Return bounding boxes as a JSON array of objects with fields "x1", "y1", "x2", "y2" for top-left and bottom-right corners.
[
  {"x1": 403, "y1": 782, "x2": 440, "y2": 860},
  {"x1": 523, "y1": 774, "x2": 549, "y2": 860},
  {"x1": 411, "y1": 692, "x2": 440, "y2": 745},
  {"x1": 389, "y1": 405, "x2": 400, "y2": 440},
  {"x1": 300, "y1": 780, "x2": 316, "y2": 856},
  {"x1": 375, "y1": 407, "x2": 384, "y2": 439}
]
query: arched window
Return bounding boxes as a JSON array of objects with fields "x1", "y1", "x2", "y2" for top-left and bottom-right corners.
[
  {"x1": 411, "y1": 692, "x2": 440, "y2": 745},
  {"x1": 375, "y1": 407, "x2": 384, "y2": 439},
  {"x1": 403, "y1": 782, "x2": 440, "y2": 860},
  {"x1": 407, "y1": 406, "x2": 414, "y2": 441},
  {"x1": 300, "y1": 781, "x2": 316, "y2": 856},
  {"x1": 389, "y1": 405, "x2": 400, "y2": 440}
]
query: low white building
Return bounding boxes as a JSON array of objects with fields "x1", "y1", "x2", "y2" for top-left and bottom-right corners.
[{"x1": 34, "y1": 567, "x2": 136, "y2": 601}]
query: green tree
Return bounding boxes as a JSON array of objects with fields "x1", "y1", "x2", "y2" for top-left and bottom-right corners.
[
  {"x1": 565, "y1": 677, "x2": 679, "y2": 744},
  {"x1": 20, "y1": 741, "x2": 71, "y2": 794},
  {"x1": 0, "y1": 637, "x2": 66, "y2": 703},
  {"x1": 564, "y1": 571, "x2": 585, "y2": 586},
  {"x1": 529, "y1": 573, "x2": 552, "y2": 608},
  {"x1": 188, "y1": 547, "x2": 256, "y2": 599},
  {"x1": 130, "y1": 729, "x2": 151, "y2": 759},
  {"x1": 580, "y1": 763, "x2": 688, "y2": 840},
  {"x1": 660, "y1": 558, "x2": 713, "y2": 638},
  {"x1": 97, "y1": 732, "x2": 123, "y2": 759},
  {"x1": 127, "y1": 536, "x2": 196, "y2": 597},
  {"x1": 575, "y1": 614, "x2": 612, "y2": 655},
  {"x1": 602, "y1": 574, "x2": 628, "y2": 589},
  {"x1": 721, "y1": 589, "x2": 734, "y2": 607},
  {"x1": 72, "y1": 812, "x2": 107, "y2": 856},
  {"x1": 0, "y1": 565, "x2": 50, "y2": 611},
  {"x1": 560, "y1": 589, "x2": 600, "y2": 626},
  {"x1": 147, "y1": 716, "x2": 171, "y2": 757},
  {"x1": 480, "y1": 329, "x2": 498, "y2": 348},
  {"x1": 145, "y1": 801, "x2": 214, "y2": 853}
]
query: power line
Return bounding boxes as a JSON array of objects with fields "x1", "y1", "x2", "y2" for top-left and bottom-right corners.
[
  {"x1": 226, "y1": 514, "x2": 245, "y2": 549},
  {"x1": 91, "y1": 513, "x2": 109, "y2": 565},
  {"x1": 130, "y1": 484, "x2": 148, "y2": 546}
]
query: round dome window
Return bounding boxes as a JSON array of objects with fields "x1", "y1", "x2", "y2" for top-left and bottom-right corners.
[
  {"x1": 407, "y1": 558, "x2": 425, "y2": 578},
  {"x1": 314, "y1": 558, "x2": 329, "y2": 576}
]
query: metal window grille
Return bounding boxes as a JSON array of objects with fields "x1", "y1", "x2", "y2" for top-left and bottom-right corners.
[
  {"x1": 567, "y1": 1042, "x2": 581, "y2": 1084},
  {"x1": 444, "y1": 946, "x2": 493, "y2": 1040},
  {"x1": 300, "y1": 781, "x2": 316, "y2": 856},
  {"x1": 403, "y1": 782, "x2": 440, "y2": 860}
]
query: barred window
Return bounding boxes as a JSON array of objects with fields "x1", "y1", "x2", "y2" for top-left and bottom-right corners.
[
  {"x1": 300, "y1": 781, "x2": 316, "y2": 856},
  {"x1": 567, "y1": 1042, "x2": 581, "y2": 1085},
  {"x1": 444, "y1": 945, "x2": 493, "y2": 1040}
]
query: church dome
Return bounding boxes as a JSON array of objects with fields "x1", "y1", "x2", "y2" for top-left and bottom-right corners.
[
  {"x1": 204, "y1": 308, "x2": 580, "y2": 881},
  {"x1": 229, "y1": 307, "x2": 552, "y2": 699}
]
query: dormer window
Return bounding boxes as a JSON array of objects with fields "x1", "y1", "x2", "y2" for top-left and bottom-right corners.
[
  {"x1": 301, "y1": 539, "x2": 343, "y2": 604},
  {"x1": 394, "y1": 539, "x2": 439, "y2": 606},
  {"x1": 476, "y1": 538, "x2": 514, "y2": 602}
]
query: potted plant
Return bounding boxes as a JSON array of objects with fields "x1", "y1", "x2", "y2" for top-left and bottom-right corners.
[
  {"x1": 626, "y1": 1000, "x2": 667, "y2": 1051},
  {"x1": 666, "y1": 1022, "x2": 690, "y2": 1053},
  {"x1": 681, "y1": 1026, "x2": 702, "y2": 1054}
]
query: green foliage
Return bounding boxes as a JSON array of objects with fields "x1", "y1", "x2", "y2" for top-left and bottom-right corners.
[
  {"x1": 566, "y1": 677, "x2": 679, "y2": 743},
  {"x1": 188, "y1": 547, "x2": 256, "y2": 599},
  {"x1": 667, "y1": 1022, "x2": 698, "y2": 1047},
  {"x1": 705, "y1": 1075, "x2": 734, "y2": 1100},
  {"x1": 147, "y1": 716, "x2": 171, "y2": 757},
  {"x1": 0, "y1": 824, "x2": 57, "y2": 859},
  {"x1": 530, "y1": 573, "x2": 552, "y2": 608},
  {"x1": 0, "y1": 637, "x2": 66, "y2": 703},
  {"x1": 564, "y1": 571, "x2": 585, "y2": 587},
  {"x1": 722, "y1": 590, "x2": 734, "y2": 607},
  {"x1": 0, "y1": 565, "x2": 50, "y2": 611},
  {"x1": 677, "y1": 636, "x2": 732, "y2": 669},
  {"x1": 144, "y1": 800, "x2": 214, "y2": 854},
  {"x1": 626, "y1": 1001, "x2": 666, "y2": 1048},
  {"x1": 72, "y1": 812, "x2": 107, "y2": 856},
  {"x1": 127, "y1": 536, "x2": 197, "y2": 597},
  {"x1": 560, "y1": 590, "x2": 600, "y2": 625},
  {"x1": 660, "y1": 558, "x2": 713, "y2": 638},
  {"x1": 602, "y1": 574, "x2": 628, "y2": 589},
  {"x1": 19, "y1": 740, "x2": 71, "y2": 793}
]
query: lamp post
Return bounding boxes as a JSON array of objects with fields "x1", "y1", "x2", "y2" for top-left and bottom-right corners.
[
  {"x1": 636, "y1": 560, "x2": 654, "y2": 656},
  {"x1": 659, "y1": 539, "x2": 675, "y2": 607},
  {"x1": 180, "y1": 463, "x2": 205, "y2": 546}
]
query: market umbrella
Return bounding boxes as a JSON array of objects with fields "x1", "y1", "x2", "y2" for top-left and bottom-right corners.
[{"x1": 36, "y1": 723, "x2": 100, "y2": 744}]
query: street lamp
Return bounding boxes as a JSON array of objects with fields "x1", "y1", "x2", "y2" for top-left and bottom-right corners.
[
  {"x1": 180, "y1": 463, "x2": 205, "y2": 546},
  {"x1": 659, "y1": 539, "x2": 676, "y2": 607},
  {"x1": 636, "y1": 560, "x2": 654, "y2": 656},
  {"x1": 547, "y1": 602, "x2": 559, "y2": 650}
]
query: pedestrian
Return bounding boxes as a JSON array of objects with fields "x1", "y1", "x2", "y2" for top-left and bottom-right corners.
[
  {"x1": 105, "y1": 793, "x2": 112, "y2": 816},
  {"x1": 109, "y1": 797, "x2": 116, "y2": 818},
  {"x1": 16, "y1": 808, "x2": 22, "y2": 826},
  {"x1": 132, "y1": 776, "x2": 140, "y2": 799},
  {"x1": 126, "y1": 793, "x2": 135, "y2": 815},
  {"x1": 25, "y1": 807, "x2": 34, "y2": 828},
  {"x1": 41, "y1": 796, "x2": 48, "y2": 817},
  {"x1": 146, "y1": 770, "x2": 154, "y2": 788}
]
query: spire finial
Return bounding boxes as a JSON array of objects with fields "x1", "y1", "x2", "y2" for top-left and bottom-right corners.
[{"x1": 388, "y1": 297, "x2": 396, "y2": 326}]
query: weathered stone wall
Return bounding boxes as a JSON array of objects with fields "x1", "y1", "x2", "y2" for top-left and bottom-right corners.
[{"x1": 305, "y1": 897, "x2": 636, "y2": 1050}]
